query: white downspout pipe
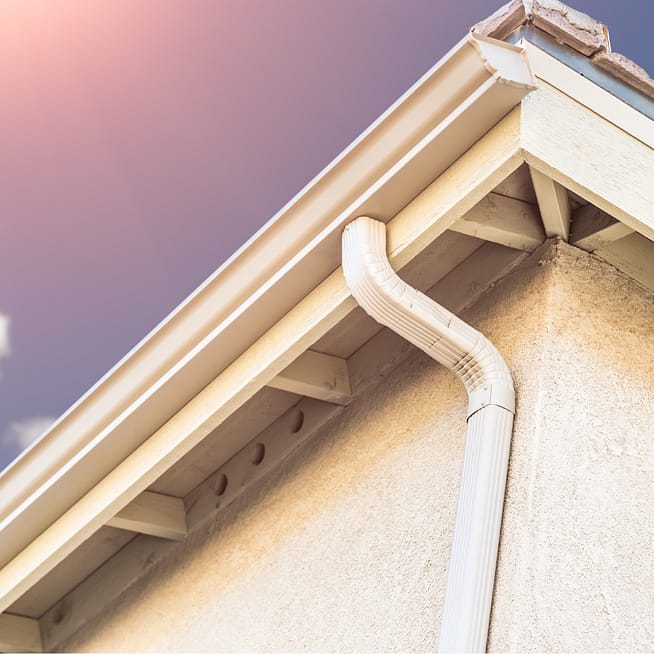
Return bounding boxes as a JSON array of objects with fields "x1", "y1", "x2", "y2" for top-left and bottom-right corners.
[{"x1": 342, "y1": 217, "x2": 515, "y2": 653}]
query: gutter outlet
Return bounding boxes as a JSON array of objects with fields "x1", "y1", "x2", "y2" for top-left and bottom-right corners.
[{"x1": 342, "y1": 216, "x2": 515, "y2": 653}]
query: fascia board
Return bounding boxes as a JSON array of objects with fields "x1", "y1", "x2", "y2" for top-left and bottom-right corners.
[
  {"x1": 521, "y1": 40, "x2": 654, "y2": 148},
  {"x1": 507, "y1": 27, "x2": 654, "y2": 122},
  {"x1": 0, "y1": 34, "x2": 534, "y2": 573}
]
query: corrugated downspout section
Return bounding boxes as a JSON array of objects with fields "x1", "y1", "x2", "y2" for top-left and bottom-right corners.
[
  {"x1": 342, "y1": 217, "x2": 515, "y2": 653},
  {"x1": 442, "y1": 404, "x2": 514, "y2": 651}
]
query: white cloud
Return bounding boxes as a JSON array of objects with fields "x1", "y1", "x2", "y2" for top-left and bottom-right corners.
[
  {"x1": 2, "y1": 417, "x2": 55, "y2": 451},
  {"x1": 0, "y1": 319, "x2": 54, "y2": 455},
  {"x1": 0, "y1": 314, "x2": 9, "y2": 380}
]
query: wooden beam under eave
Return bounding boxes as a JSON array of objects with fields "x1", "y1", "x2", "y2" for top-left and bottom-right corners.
[
  {"x1": 107, "y1": 491, "x2": 187, "y2": 541},
  {"x1": 268, "y1": 350, "x2": 351, "y2": 405},
  {"x1": 449, "y1": 192, "x2": 545, "y2": 252},
  {"x1": 529, "y1": 166, "x2": 571, "y2": 240},
  {"x1": 0, "y1": 613, "x2": 42, "y2": 653},
  {"x1": 570, "y1": 204, "x2": 634, "y2": 251},
  {"x1": 584, "y1": 232, "x2": 654, "y2": 291}
]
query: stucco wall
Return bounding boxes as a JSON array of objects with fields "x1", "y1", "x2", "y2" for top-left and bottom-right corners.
[{"x1": 61, "y1": 242, "x2": 654, "y2": 652}]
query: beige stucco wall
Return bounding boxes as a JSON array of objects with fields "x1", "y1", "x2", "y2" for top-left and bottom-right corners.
[{"x1": 61, "y1": 242, "x2": 654, "y2": 652}]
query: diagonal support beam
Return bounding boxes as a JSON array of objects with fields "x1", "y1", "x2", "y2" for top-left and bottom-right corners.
[
  {"x1": 529, "y1": 166, "x2": 571, "y2": 240},
  {"x1": 107, "y1": 491, "x2": 186, "y2": 541},
  {"x1": 584, "y1": 232, "x2": 654, "y2": 292},
  {"x1": 449, "y1": 192, "x2": 544, "y2": 251},
  {"x1": 571, "y1": 205, "x2": 651, "y2": 290},
  {"x1": 0, "y1": 613, "x2": 42, "y2": 653},
  {"x1": 570, "y1": 204, "x2": 634, "y2": 251},
  {"x1": 267, "y1": 350, "x2": 351, "y2": 405}
]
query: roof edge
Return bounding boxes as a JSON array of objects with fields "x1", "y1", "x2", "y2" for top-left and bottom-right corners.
[{"x1": 0, "y1": 35, "x2": 535, "y2": 574}]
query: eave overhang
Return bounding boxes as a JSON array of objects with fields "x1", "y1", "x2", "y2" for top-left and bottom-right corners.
[{"x1": 0, "y1": 33, "x2": 535, "y2": 606}]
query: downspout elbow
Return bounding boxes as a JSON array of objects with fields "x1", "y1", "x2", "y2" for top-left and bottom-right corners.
[{"x1": 342, "y1": 217, "x2": 514, "y2": 419}]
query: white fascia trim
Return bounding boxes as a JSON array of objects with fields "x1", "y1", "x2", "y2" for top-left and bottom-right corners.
[
  {"x1": 520, "y1": 40, "x2": 654, "y2": 149},
  {"x1": 0, "y1": 35, "x2": 534, "y2": 576},
  {"x1": 342, "y1": 217, "x2": 515, "y2": 653}
]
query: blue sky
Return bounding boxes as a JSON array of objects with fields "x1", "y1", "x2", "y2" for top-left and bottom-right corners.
[{"x1": 1, "y1": 0, "x2": 652, "y2": 470}]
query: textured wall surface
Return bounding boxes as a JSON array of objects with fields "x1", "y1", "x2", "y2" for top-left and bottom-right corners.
[
  {"x1": 489, "y1": 243, "x2": 654, "y2": 651},
  {"x1": 62, "y1": 243, "x2": 654, "y2": 652}
]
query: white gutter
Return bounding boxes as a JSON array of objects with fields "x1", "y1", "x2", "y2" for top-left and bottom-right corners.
[
  {"x1": 342, "y1": 217, "x2": 515, "y2": 653},
  {"x1": 0, "y1": 33, "x2": 534, "y2": 573}
]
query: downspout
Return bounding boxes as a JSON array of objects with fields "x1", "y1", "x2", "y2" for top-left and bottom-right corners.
[{"x1": 342, "y1": 217, "x2": 515, "y2": 653}]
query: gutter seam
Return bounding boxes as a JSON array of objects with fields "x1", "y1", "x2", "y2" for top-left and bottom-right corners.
[{"x1": 342, "y1": 217, "x2": 516, "y2": 653}]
